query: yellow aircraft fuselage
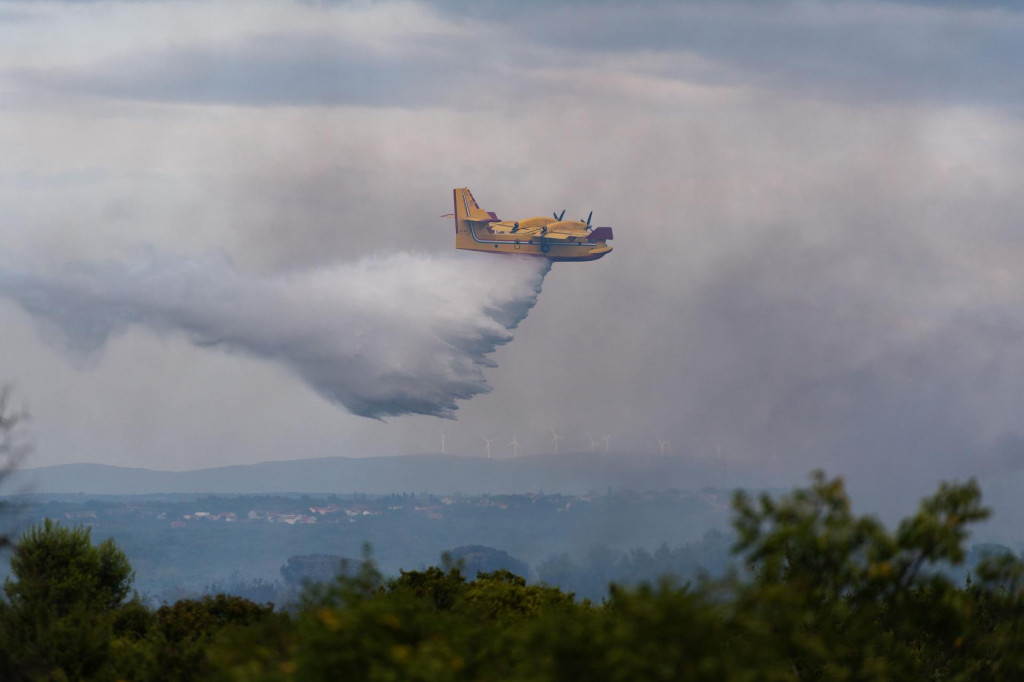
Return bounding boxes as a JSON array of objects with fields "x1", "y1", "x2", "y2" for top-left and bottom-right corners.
[{"x1": 451, "y1": 188, "x2": 613, "y2": 261}]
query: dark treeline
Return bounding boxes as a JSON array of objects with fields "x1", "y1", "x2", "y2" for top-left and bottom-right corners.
[
  {"x1": 5, "y1": 471, "x2": 1024, "y2": 680},
  {"x1": 199, "y1": 532, "x2": 735, "y2": 606},
  {"x1": 535, "y1": 529, "x2": 734, "y2": 601}
]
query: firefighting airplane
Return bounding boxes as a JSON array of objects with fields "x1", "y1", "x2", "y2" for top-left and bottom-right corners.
[{"x1": 446, "y1": 187, "x2": 613, "y2": 261}]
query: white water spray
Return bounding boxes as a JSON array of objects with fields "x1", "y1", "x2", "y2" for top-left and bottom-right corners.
[{"x1": 0, "y1": 250, "x2": 551, "y2": 419}]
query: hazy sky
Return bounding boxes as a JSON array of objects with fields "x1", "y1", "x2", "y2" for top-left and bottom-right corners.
[{"x1": 2, "y1": 0, "x2": 1024, "y2": 500}]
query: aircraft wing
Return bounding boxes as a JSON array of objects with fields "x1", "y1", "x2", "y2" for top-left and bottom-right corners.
[
  {"x1": 513, "y1": 225, "x2": 585, "y2": 240},
  {"x1": 546, "y1": 221, "x2": 590, "y2": 238},
  {"x1": 513, "y1": 225, "x2": 546, "y2": 236}
]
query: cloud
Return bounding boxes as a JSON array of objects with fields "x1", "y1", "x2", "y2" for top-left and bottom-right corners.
[
  {"x1": 5, "y1": 0, "x2": 1024, "y2": 496},
  {"x1": 436, "y1": 0, "x2": 1024, "y2": 108},
  {"x1": 16, "y1": 32, "x2": 460, "y2": 107},
  {"x1": 12, "y1": 1, "x2": 1024, "y2": 111},
  {"x1": 0, "y1": 250, "x2": 550, "y2": 419}
]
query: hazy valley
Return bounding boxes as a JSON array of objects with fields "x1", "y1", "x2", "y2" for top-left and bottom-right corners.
[{"x1": 2, "y1": 453, "x2": 735, "y2": 604}]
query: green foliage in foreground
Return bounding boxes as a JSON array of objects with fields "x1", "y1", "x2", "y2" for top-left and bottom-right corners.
[{"x1": 5, "y1": 471, "x2": 1024, "y2": 680}]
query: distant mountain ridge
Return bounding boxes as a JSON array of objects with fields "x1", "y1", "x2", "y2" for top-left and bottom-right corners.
[{"x1": 2, "y1": 452, "x2": 747, "y2": 496}]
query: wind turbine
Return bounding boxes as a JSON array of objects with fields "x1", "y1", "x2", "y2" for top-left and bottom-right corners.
[
  {"x1": 551, "y1": 427, "x2": 562, "y2": 454},
  {"x1": 481, "y1": 435, "x2": 497, "y2": 459},
  {"x1": 602, "y1": 433, "x2": 612, "y2": 452},
  {"x1": 440, "y1": 430, "x2": 446, "y2": 455},
  {"x1": 510, "y1": 432, "x2": 520, "y2": 458},
  {"x1": 587, "y1": 434, "x2": 599, "y2": 452},
  {"x1": 658, "y1": 439, "x2": 670, "y2": 456}
]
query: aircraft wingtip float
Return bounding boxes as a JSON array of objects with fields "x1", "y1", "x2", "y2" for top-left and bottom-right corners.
[{"x1": 446, "y1": 187, "x2": 613, "y2": 261}]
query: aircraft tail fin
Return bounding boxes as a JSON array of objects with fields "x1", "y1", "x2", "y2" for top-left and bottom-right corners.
[{"x1": 453, "y1": 187, "x2": 496, "y2": 233}]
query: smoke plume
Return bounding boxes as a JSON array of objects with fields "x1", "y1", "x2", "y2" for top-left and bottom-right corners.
[{"x1": 0, "y1": 251, "x2": 551, "y2": 419}]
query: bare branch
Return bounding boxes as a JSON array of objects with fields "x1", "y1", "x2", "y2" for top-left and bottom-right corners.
[{"x1": 0, "y1": 385, "x2": 31, "y2": 549}]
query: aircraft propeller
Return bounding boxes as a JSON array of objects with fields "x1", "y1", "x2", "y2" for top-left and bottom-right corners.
[{"x1": 554, "y1": 208, "x2": 594, "y2": 229}]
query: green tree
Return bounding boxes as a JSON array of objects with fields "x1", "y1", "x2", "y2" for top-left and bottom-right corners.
[
  {"x1": 0, "y1": 519, "x2": 136, "y2": 681},
  {"x1": 728, "y1": 470, "x2": 994, "y2": 680},
  {"x1": 131, "y1": 594, "x2": 278, "y2": 682},
  {"x1": 6, "y1": 520, "x2": 134, "y2": 616}
]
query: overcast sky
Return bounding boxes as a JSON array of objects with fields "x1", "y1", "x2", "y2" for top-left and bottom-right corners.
[{"x1": 2, "y1": 0, "x2": 1024, "y2": 503}]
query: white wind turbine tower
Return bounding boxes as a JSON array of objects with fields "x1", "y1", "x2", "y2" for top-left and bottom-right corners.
[
  {"x1": 481, "y1": 435, "x2": 497, "y2": 459},
  {"x1": 510, "y1": 432, "x2": 520, "y2": 458},
  {"x1": 440, "y1": 430, "x2": 446, "y2": 455},
  {"x1": 658, "y1": 439, "x2": 670, "y2": 456},
  {"x1": 587, "y1": 434, "x2": 599, "y2": 452},
  {"x1": 602, "y1": 433, "x2": 612, "y2": 452},
  {"x1": 551, "y1": 427, "x2": 562, "y2": 454}
]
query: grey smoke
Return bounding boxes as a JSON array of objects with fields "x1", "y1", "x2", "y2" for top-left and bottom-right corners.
[{"x1": 0, "y1": 250, "x2": 551, "y2": 419}]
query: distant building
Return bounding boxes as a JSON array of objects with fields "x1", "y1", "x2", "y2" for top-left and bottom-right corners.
[{"x1": 273, "y1": 514, "x2": 317, "y2": 525}]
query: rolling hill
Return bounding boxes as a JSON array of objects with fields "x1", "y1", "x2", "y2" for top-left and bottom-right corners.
[{"x1": 2, "y1": 452, "x2": 749, "y2": 496}]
